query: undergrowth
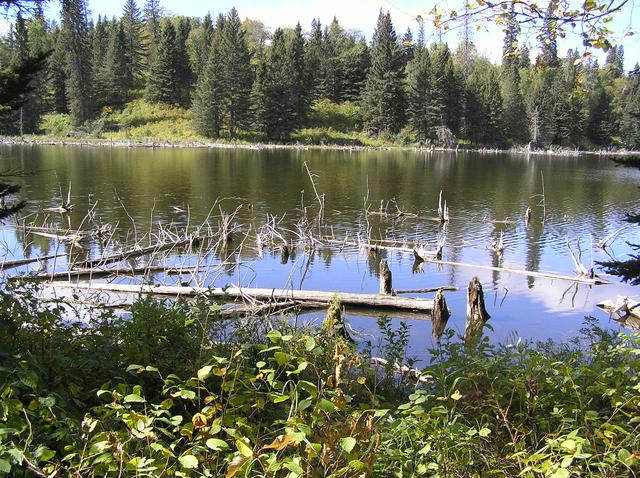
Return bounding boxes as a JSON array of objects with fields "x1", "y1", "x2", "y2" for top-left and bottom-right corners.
[{"x1": 0, "y1": 280, "x2": 638, "y2": 477}]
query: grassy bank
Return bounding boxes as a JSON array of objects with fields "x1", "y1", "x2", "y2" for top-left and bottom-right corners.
[{"x1": 0, "y1": 281, "x2": 638, "y2": 477}]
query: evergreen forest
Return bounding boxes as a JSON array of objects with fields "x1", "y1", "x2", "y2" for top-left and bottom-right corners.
[{"x1": 1, "y1": 0, "x2": 639, "y2": 149}]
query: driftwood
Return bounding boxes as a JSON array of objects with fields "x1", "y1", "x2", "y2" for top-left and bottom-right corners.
[
  {"x1": 597, "y1": 297, "x2": 640, "y2": 330},
  {"x1": 46, "y1": 282, "x2": 437, "y2": 312},
  {"x1": 431, "y1": 288, "x2": 451, "y2": 343},
  {"x1": 597, "y1": 227, "x2": 625, "y2": 249},
  {"x1": 438, "y1": 190, "x2": 449, "y2": 223},
  {"x1": 74, "y1": 235, "x2": 203, "y2": 269},
  {"x1": 395, "y1": 286, "x2": 458, "y2": 294},
  {"x1": 413, "y1": 256, "x2": 608, "y2": 285},
  {"x1": 1, "y1": 253, "x2": 67, "y2": 270},
  {"x1": 324, "y1": 238, "x2": 442, "y2": 258},
  {"x1": 465, "y1": 277, "x2": 490, "y2": 343},
  {"x1": 525, "y1": 207, "x2": 532, "y2": 225},
  {"x1": 379, "y1": 259, "x2": 393, "y2": 295}
]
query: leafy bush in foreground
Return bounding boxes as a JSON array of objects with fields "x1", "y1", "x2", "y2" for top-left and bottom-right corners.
[{"x1": 0, "y1": 282, "x2": 638, "y2": 477}]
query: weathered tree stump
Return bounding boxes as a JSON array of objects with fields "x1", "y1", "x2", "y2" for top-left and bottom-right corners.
[
  {"x1": 323, "y1": 298, "x2": 352, "y2": 342},
  {"x1": 379, "y1": 259, "x2": 393, "y2": 295},
  {"x1": 280, "y1": 244, "x2": 290, "y2": 264},
  {"x1": 465, "y1": 276, "x2": 491, "y2": 343},
  {"x1": 525, "y1": 206, "x2": 532, "y2": 225},
  {"x1": 431, "y1": 288, "x2": 450, "y2": 343}
]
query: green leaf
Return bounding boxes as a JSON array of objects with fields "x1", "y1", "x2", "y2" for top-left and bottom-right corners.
[
  {"x1": 318, "y1": 399, "x2": 336, "y2": 413},
  {"x1": 549, "y1": 469, "x2": 570, "y2": 478},
  {"x1": 178, "y1": 454, "x2": 199, "y2": 469},
  {"x1": 197, "y1": 365, "x2": 213, "y2": 381},
  {"x1": 236, "y1": 439, "x2": 253, "y2": 457},
  {"x1": 478, "y1": 428, "x2": 491, "y2": 437},
  {"x1": 124, "y1": 394, "x2": 146, "y2": 403},
  {"x1": 0, "y1": 459, "x2": 10, "y2": 473},
  {"x1": 304, "y1": 336, "x2": 316, "y2": 351},
  {"x1": 206, "y1": 438, "x2": 229, "y2": 451},
  {"x1": 340, "y1": 437, "x2": 357, "y2": 453}
]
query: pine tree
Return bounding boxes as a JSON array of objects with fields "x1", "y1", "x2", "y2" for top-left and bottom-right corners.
[
  {"x1": 406, "y1": 46, "x2": 433, "y2": 142},
  {"x1": 618, "y1": 65, "x2": 640, "y2": 149},
  {"x1": 174, "y1": 16, "x2": 193, "y2": 106},
  {"x1": 145, "y1": 18, "x2": 178, "y2": 104},
  {"x1": 102, "y1": 20, "x2": 129, "y2": 107},
  {"x1": 502, "y1": 5, "x2": 519, "y2": 68},
  {"x1": 501, "y1": 66, "x2": 528, "y2": 144},
  {"x1": 340, "y1": 36, "x2": 370, "y2": 102},
  {"x1": 430, "y1": 42, "x2": 461, "y2": 137},
  {"x1": 605, "y1": 45, "x2": 624, "y2": 78},
  {"x1": 90, "y1": 16, "x2": 110, "y2": 109},
  {"x1": 260, "y1": 28, "x2": 297, "y2": 140},
  {"x1": 286, "y1": 22, "x2": 307, "y2": 125},
  {"x1": 48, "y1": 25, "x2": 68, "y2": 113},
  {"x1": 121, "y1": 0, "x2": 145, "y2": 90},
  {"x1": 221, "y1": 7, "x2": 252, "y2": 137},
  {"x1": 187, "y1": 12, "x2": 213, "y2": 80},
  {"x1": 61, "y1": 0, "x2": 93, "y2": 125},
  {"x1": 143, "y1": 0, "x2": 162, "y2": 67},
  {"x1": 192, "y1": 14, "x2": 224, "y2": 137},
  {"x1": 538, "y1": 5, "x2": 560, "y2": 68},
  {"x1": 305, "y1": 18, "x2": 323, "y2": 100},
  {"x1": 360, "y1": 10, "x2": 405, "y2": 135}
]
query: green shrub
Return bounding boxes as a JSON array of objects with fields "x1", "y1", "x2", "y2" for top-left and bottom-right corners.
[
  {"x1": 39, "y1": 113, "x2": 73, "y2": 137},
  {"x1": 307, "y1": 99, "x2": 362, "y2": 132}
]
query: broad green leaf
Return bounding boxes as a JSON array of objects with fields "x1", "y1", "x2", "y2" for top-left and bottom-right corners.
[
  {"x1": 0, "y1": 459, "x2": 10, "y2": 473},
  {"x1": 304, "y1": 336, "x2": 316, "y2": 351},
  {"x1": 318, "y1": 399, "x2": 336, "y2": 413},
  {"x1": 549, "y1": 469, "x2": 569, "y2": 478},
  {"x1": 478, "y1": 428, "x2": 491, "y2": 437},
  {"x1": 178, "y1": 454, "x2": 199, "y2": 469},
  {"x1": 236, "y1": 439, "x2": 253, "y2": 457},
  {"x1": 206, "y1": 438, "x2": 229, "y2": 451},
  {"x1": 340, "y1": 437, "x2": 357, "y2": 453},
  {"x1": 197, "y1": 365, "x2": 213, "y2": 381},
  {"x1": 124, "y1": 394, "x2": 146, "y2": 403}
]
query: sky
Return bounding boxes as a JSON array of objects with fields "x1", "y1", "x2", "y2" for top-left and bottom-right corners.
[{"x1": 28, "y1": 0, "x2": 640, "y2": 71}]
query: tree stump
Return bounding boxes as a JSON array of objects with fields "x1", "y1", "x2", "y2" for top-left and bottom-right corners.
[
  {"x1": 431, "y1": 288, "x2": 450, "y2": 343},
  {"x1": 379, "y1": 259, "x2": 393, "y2": 295},
  {"x1": 323, "y1": 298, "x2": 352, "y2": 342},
  {"x1": 465, "y1": 277, "x2": 491, "y2": 343},
  {"x1": 280, "y1": 244, "x2": 290, "y2": 264},
  {"x1": 525, "y1": 206, "x2": 532, "y2": 225}
]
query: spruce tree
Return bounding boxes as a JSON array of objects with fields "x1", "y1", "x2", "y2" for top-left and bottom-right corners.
[
  {"x1": 340, "y1": 36, "x2": 370, "y2": 102},
  {"x1": 305, "y1": 18, "x2": 323, "y2": 100},
  {"x1": 187, "y1": 12, "x2": 213, "y2": 80},
  {"x1": 618, "y1": 65, "x2": 640, "y2": 149},
  {"x1": 538, "y1": 5, "x2": 560, "y2": 68},
  {"x1": 430, "y1": 42, "x2": 461, "y2": 137},
  {"x1": 102, "y1": 21, "x2": 129, "y2": 107},
  {"x1": 406, "y1": 46, "x2": 433, "y2": 142},
  {"x1": 61, "y1": 0, "x2": 93, "y2": 125},
  {"x1": 360, "y1": 10, "x2": 405, "y2": 135},
  {"x1": 260, "y1": 28, "x2": 297, "y2": 140},
  {"x1": 192, "y1": 14, "x2": 224, "y2": 137},
  {"x1": 144, "y1": 18, "x2": 178, "y2": 104},
  {"x1": 121, "y1": 0, "x2": 145, "y2": 90},
  {"x1": 286, "y1": 22, "x2": 307, "y2": 125},
  {"x1": 221, "y1": 8, "x2": 252, "y2": 136},
  {"x1": 174, "y1": 16, "x2": 193, "y2": 106},
  {"x1": 48, "y1": 25, "x2": 68, "y2": 113},
  {"x1": 143, "y1": 0, "x2": 162, "y2": 67}
]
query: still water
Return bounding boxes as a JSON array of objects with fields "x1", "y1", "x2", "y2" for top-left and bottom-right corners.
[{"x1": 1, "y1": 145, "x2": 639, "y2": 355}]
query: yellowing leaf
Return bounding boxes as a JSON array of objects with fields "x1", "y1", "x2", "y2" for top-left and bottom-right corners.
[
  {"x1": 236, "y1": 439, "x2": 253, "y2": 457},
  {"x1": 261, "y1": 434, "x2": 297, "y2": 451},
  {"x1": 340, "y1": 437, "x2": 357, "y2": 453},
  {"x1": 226, "y1": 455, "x2": 250, "y2": 478},
  {"x1": 178, "y1": 454, "x2": 199, "y2": 469},
  {"x1": 197, "y1": 365, "x2": 213, "y2": 381},
  {"x1": 450, "y1": 390, "x2": 462, "y2": 401},
  {"x1": 192, "y1": 413, "x2": 207, "y2": 429}
]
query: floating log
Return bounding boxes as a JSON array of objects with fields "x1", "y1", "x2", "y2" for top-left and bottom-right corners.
[
  {"x1": 46, "y1": 282, "x2": 437, "y2": 312},
  {"x1": 395, "y1": 286, "x2": 458, "y2": 294},
  {"x1": 323, "y1": 238, "x2": 441, "y2": 257},
  {"x1": 597, "y1": 297, "x2": 640, "y2": 330},
  {"x1": 431, "y1": 288, "x2": 451, "y2": 343},
  {"x1": 465, "y1": 277, "x2": 490, "y2": 343},
  {"x1": 413, "y1": 255, "x2": 608, "y2": 285},
  {"x1": 379, "y1": 259, "x2": 393, "y2": 295},
  {"x1": 74, "y1": 235, "x2": 203, "y2": 269},
  {"x1": 1, "y1": 253, "x2": 67, "y2": 270}
]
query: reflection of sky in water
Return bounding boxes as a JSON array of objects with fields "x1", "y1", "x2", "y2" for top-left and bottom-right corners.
[{"x1": 0, "y1": 146, "x2": 639, "y2": 359}]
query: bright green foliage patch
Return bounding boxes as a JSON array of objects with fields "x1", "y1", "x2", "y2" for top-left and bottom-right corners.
[{"x1": 0, "y1": 282, "x2": 638, "y2": 477}]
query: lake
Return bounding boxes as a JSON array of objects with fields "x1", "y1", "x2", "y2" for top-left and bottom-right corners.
[{"x1": 1, "y1": 144, "x2": 639, "y2": 357}]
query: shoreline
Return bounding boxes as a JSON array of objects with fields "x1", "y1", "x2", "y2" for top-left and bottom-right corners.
[{"x1": 1, "y1": 135, "x2": 639, "y2": 157}]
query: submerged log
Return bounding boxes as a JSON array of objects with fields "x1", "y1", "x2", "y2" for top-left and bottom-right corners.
[
  {"x1": 431, "y1": 288, "x2": 451, "y2": 343},
  {"x1": 47, "y1": 282, "x2": 437, "y2": 312},
  {"x1": 414, "y1": 256, "x2": 608, "y2": 285},
  {"x1": 1, "y1": 253, "x2": 67, "y2": 270},
  {"x1": 379, "y1": 259, "x2": 393, "y2": 295},
  {"x1": 465, "y1": 277, "x2": 490, "y2": 343}
]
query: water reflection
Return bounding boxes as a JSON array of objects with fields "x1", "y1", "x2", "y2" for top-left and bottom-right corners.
[{"x1": 1, "y1": 145, "x2": 639, "y2": 349}]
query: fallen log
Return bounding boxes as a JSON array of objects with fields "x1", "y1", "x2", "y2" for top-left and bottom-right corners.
[
  {"x1": 46, "y1": 282, "x2": 437, "y2": 312},
  {"x1": 74, "y1": 235, "x2": 204, "y2": 269},
  {"x1": 413, "y1": 255, "x2": 609, "y2": 285},
  {"x1": 1, "y1": 253, "x2": 67, "y2": 270},
  {"x1": 13, "y1": 265, "x2": 205, "y2": 281},
  {"x1": 597, "y1": 297, "x2": 640, "y2": 330}
]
